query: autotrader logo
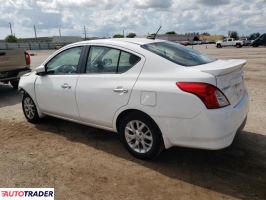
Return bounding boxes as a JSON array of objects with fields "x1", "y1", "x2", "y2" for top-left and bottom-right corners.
[{"x1": 0, "y1": 188, "x2": 54, "y2": 199}]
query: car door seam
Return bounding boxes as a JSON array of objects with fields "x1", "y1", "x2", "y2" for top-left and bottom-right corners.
[
  {"x1": 74, "y1": 75, "x2": 81, "y2": 119},
  {"x1": 111, "y1": 56, "x2": 147, "y2": 128}
]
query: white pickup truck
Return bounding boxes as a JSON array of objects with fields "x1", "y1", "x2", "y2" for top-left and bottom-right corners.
[
  {"x1": 216, "y1": 38, "x2": 244, "y2": 48},
  {"x1": 0, "y1": 49, "x2": 31, "y2": 89}
]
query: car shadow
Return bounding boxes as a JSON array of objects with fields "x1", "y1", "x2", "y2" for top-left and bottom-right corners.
[
  {"x1": 35, "y1": 117, "x2": 266, "y2": 200},
  {"x1": 0, "y1": 84, "x2": 21, "y2": 108}
]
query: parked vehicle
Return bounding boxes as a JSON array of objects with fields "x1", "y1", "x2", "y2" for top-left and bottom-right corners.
[
  {"x1": 242, "y1": 38, "x2": 254, "y2": 46},
  {"x1": 252, "y1": 33, "x2": 266, "y2": 47},
  {"x1": 216, "y1": 38, "x2": 244, "y2": 48},
  {"x1": 201, "y1": 40, "x2": 210, "y2": 44},
  {"x1": 178, "y1": 41, "x2": 189, "y2": 46},
  {"x1": 19, "y1": 39, "x2": 249, "y2": 159},
  {"x1": 0, "y1": 49, "x2": 31, "y2": 89},
  {"x1": 192, "y1": 40, "x2": 202, "y2": 45}
]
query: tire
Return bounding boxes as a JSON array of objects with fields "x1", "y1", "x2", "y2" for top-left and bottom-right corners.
[
  {"x1": 119, "y1": 112, "x2": 164, "y2": 159},
  {"x1": 216, "y1": 44, "x2": 222, "y2": 48},
  {"x1": 236, "y1": 43, "x2": 242, "y2": 48},
  {"x1": 22, "y1": 93, "x2": 40, "y2": 123},
  {"x1": 10, "y1": 80, "x2": 19, "y2": 90}
]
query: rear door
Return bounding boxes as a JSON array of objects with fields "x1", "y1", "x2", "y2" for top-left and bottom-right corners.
[
  {"x1": 76, "y1": 45, "x2": 144, "y2": 128},
  {"x1": 35, "y1": 46, "x2": 84, "y2": 119}
]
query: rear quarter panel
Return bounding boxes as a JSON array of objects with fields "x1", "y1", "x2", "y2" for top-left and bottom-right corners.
[{"x1": 113, "y1": 51, "x2": 216, "y2": 129}]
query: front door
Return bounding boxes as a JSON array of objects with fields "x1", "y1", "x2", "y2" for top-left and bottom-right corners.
[
  {"x1": 76, "y1": 45, "x2": 144, "y2": 128},
  {"x1": 35, "y1": 46, "x2": 83, "y2": 119}
]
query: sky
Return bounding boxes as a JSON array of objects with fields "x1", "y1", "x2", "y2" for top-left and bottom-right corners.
[{"x1": 0, "y1": 0, "x2": 265, "y2": 39}]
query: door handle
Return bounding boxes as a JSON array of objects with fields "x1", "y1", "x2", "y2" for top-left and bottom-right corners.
[
  {"x1": 113, "y1": 87, "x2": 128, "y2": 94},
  {"x1": 61, "y1": 83, "x2": 71, "y2": 89}
]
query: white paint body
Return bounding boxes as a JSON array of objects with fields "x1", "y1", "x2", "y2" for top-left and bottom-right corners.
[
  {"x1": 216, "y1": 38, "x2": 244, "y2": 47},
  {"x1": 19, "y1": 38, "x2": 249, "y2": 150}
]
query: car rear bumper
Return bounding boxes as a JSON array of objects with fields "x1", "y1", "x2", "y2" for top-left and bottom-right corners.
[
  {"x1": 0, "y1": 67, "x2": 31, "y2": 81},
  {"x1": 153, "y1": 92, "x2": 249, "y2": 149}
]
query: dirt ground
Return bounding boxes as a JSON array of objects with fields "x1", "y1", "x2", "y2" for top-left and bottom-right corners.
[{"x1": 0, "y1": 45, "x2": 265, "y2": 200}]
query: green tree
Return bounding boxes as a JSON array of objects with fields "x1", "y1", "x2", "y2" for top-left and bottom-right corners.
[
  {"x1": 193, "y1": 36, "x2": 200, "y2": 41},
  {"x1": 5, "y1": 35, "x2": 18, "y2": 43},
  {"x1": 113, "y1": 34, "x2": 124, "y2": 38},
  {"x1": 201, "y1": 32, "x2": 210, "y2": 36},
  {"x1": 126, "y1": 33, "x2": 136, "y2": 38},
  {"x1": 249, "y1": 32, "x2": 260, "y2": 40},
  {"x1": 165, "y1": 31, "x2": 176, "y2": 35},
  {"x1": 228, "y1": 31, "x2": 239, "y2": 39}
]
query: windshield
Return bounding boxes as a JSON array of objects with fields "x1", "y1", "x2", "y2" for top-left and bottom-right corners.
[{"x1": 141, "y1": 41, "x2": 216, "y2": 66}]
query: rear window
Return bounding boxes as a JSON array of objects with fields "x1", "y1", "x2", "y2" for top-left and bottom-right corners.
[{"x1": 141, "y1": 41, "x2": 216, "y2": 66}]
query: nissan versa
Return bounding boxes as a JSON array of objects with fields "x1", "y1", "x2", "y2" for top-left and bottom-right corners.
[{"x1": 19, "y1": 38, "x2": 249, "y2": 159}]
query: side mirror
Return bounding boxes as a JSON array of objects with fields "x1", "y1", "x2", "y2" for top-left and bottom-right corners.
[{"x1": 35, "y1": 65, "x2": 46, "y2": 76}]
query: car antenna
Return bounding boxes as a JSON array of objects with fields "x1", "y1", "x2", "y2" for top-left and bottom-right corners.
[
  {"x1": 147, "y1": 25, "x2": 162, "y2": 40},
  {"x1": 153, "y1": 25, "x2": 162, "y2": 39}
]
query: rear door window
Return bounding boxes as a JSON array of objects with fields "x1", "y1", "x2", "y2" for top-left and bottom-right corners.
[
  {"x1": 86, "y1": 46, "x2": 140, "y2": 73},
  {"x1": 118, "y1": 51, "x2": 140, "y2": 73},
  {"x1": 86, "y1": 46, "x2": 120, "y2": 73}
]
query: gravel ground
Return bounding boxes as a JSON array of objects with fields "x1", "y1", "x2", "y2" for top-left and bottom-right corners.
[{"x1": 0, "y1": 45, "x2": 265, "y2": 200}]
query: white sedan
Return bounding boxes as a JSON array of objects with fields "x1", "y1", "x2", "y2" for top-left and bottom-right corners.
[{"x1": 19, "y1": 38, "x2": 249, "y2": 159}]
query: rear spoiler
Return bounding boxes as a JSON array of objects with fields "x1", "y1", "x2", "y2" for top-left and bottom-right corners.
[{"x1": 195, "y1": 59, "x2": 246, "y2": 76}]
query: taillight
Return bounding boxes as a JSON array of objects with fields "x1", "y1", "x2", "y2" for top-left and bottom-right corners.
[
  {"x1": 176, "y1": 82, "x2": 230, "y2": 109},
  {"x1": 25, "y1": 51, "x2": 31, "y2": 65}
]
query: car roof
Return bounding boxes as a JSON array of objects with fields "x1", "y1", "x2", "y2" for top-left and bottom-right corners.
[
  {"x1": 61, "y1": 38, "x2": 167, "y2": 58},
  {"x1": 74, "y1": 38, "x2": 164, "y2": 47}
]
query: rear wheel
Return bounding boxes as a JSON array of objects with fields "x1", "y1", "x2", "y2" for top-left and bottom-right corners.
[
  {"x1": 119, "y1": 112, "x2": 163, "y2": 159},
  {"x1": 10, "y1": 80, "x2": 19, "y2": 90},
  {"x1": 236, "y1": 43, "x2": 242, "y2": 48},
  {"x1": 22, "y1": 93, "x2": 40, "y2": 123},
  {"x1": 216, "y1": 44, "x2": 222, "y2": 48}
]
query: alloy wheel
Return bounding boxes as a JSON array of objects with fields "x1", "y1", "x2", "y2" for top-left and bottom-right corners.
[
  {"x1": 23, "y1": 97, "x2": 36, "y2": 120},
  {"x1": 125, "y1": 120, "x2": 153, "y2": 154}
]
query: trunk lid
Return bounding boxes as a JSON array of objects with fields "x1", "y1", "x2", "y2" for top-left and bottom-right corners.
[{"x1": 195, "y1": 59, "x2": 246, "y2": 107}]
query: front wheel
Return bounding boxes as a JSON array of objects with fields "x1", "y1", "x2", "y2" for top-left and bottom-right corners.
[
  {"x1": 119, "y1": 112, "x2": 163, "y2": 159},
  {"x1": 22, "y1": 93, "x2": 40, "y2": 123}
]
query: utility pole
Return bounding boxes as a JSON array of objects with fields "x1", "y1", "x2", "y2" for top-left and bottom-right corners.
[
  {"x1": 34, "y1": 25, "x2": 37, "y2": 41},
  {"x1": 123, "y1": 29, "x2": 125, "y2": 37},
  {"x1": 59, "y1": 27, "x2": 62, "y2": 37},
  {"x1": 83, "y1": 26, "x2": 87, "y2": 40},
  {"x1": 9, "y1": 22, "x2": 13, "y2": 36}
]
